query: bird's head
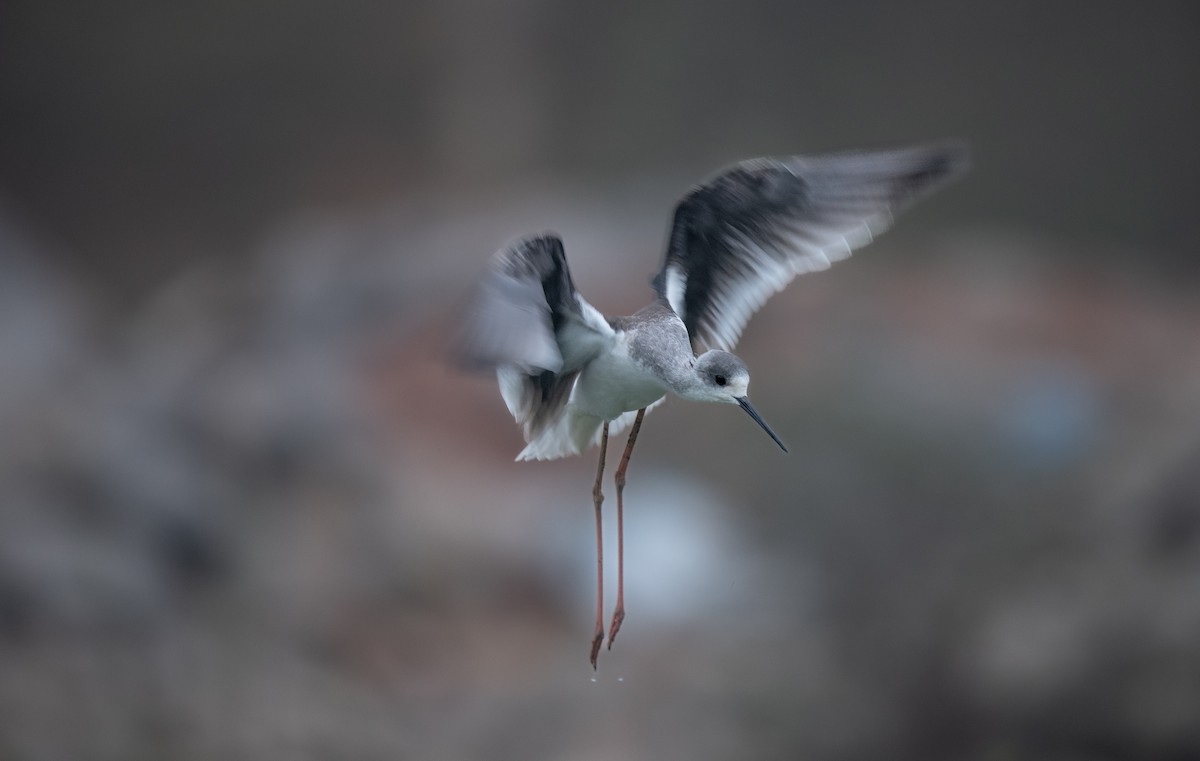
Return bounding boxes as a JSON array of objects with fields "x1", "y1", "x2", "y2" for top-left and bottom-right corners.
[{"x1": 689, "y1": 351, "x2": 787, "y2": 452}]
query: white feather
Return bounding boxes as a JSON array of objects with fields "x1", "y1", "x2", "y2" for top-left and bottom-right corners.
[{"x1": 664, "y1": 266, "x2": 688, "y2": 319}]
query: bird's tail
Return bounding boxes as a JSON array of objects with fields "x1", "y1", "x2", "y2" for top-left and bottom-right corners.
[{"x1": 515, "y1": 401, "x2": 664, "y2": 461}]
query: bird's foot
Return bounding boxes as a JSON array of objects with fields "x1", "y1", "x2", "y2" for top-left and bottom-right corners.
[
  {"x1": 589, "y1": 627, "x2": 604, "y2": 669},
  {"x1": 606, "y1": 608, "x2": 625, "y2": 650}
]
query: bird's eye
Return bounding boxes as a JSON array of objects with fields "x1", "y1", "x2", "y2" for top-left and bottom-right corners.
[{"x1": 714, "y1": 375, "x2": 727, "y2": 386}]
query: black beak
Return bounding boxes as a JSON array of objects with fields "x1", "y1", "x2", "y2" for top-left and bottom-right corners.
[{"x1": 736, "y1": 397, "x2": 788, "y2": 453}]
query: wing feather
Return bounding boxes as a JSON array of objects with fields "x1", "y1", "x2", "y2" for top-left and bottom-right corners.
[
  {"x1": 653, "y1": 140, "x2": 970, "y2": 351},
  {"x1": 457, "y1": 234, "x2": 615, "y2": 442}
]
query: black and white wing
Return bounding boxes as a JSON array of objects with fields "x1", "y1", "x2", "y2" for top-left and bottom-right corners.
[
  {"x1": 456, "y1": 233, "x2": 615, "y2": 442},
  {"x1": 653, "y1": 140, "x2": 970, "y2": 351}
]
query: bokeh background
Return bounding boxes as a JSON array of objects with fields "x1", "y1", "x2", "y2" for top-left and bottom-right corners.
[{"x1": 2, "y1": 2, "x2": 1199, "y2": 759}]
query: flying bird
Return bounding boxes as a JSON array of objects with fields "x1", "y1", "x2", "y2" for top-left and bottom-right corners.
[{"x1": 457, "y1": 141, "x2": 969, "y2": 668}]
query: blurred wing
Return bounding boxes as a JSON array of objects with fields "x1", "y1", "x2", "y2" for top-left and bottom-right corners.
[
  {"x1": 653, "y1": 140, "x2": 970, "y2": 351},
  {"x1": 456, "y1": 233, "x2": 615, "y2": 441}
]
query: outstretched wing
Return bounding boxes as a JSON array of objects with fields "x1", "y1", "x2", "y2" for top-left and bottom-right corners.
[
  {"x1": 653, "y1": 140, "x2": 970, "y2": 351},
  {"x1": 456, "y1": 233, "x2": 615, "y2": 442}
]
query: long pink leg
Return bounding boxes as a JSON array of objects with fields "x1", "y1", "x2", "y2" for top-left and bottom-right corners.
[
  {"x1": 608, "y1": 408, "x2": 645, "y2": 650},
  {"x1": 589, "y1": 422, "x2": 609, "y2": 669}
]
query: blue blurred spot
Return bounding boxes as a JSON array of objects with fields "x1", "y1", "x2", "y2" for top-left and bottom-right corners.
[{"x1": 999, "y1": 364, "x2": 1101, "y2": 469}]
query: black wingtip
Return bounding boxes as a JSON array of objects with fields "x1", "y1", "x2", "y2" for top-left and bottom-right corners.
[
  {"x1": 925, "y1": 138, "x2": 973, "y2": 182},
  {"x1": 876, "y1": 138, "x2": 972, "y2": 213}
]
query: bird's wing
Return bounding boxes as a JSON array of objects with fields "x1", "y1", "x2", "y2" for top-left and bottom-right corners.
[
  {"x1": 653, "y1": 140, "x2": 970, "y2": 351},
  {"x1": 456, "y1": 233, "x2": 615, "y2": 442}
]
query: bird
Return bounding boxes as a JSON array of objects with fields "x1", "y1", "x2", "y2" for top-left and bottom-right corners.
[{"x1": 456, "y1": 140, "x2": 969, "y2": 668}]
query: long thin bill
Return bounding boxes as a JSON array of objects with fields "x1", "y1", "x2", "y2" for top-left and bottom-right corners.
[{"x1": 736, "y1": 397, "x2": 788, "y2": 453}]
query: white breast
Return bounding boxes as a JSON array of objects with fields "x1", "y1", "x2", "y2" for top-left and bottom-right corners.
[{"x1": 570, "y1": 332, "x2": 667, "y2": 420}]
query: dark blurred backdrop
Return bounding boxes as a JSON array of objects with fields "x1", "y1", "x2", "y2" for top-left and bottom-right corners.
[{"x1": 2, "y1": 2, "x2": 1199, "y2": 760}]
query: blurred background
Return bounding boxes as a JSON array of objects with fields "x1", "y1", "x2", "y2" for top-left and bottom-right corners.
[{"x1": 2, "y1": 2, "x2": 1199, "y2": 759}]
